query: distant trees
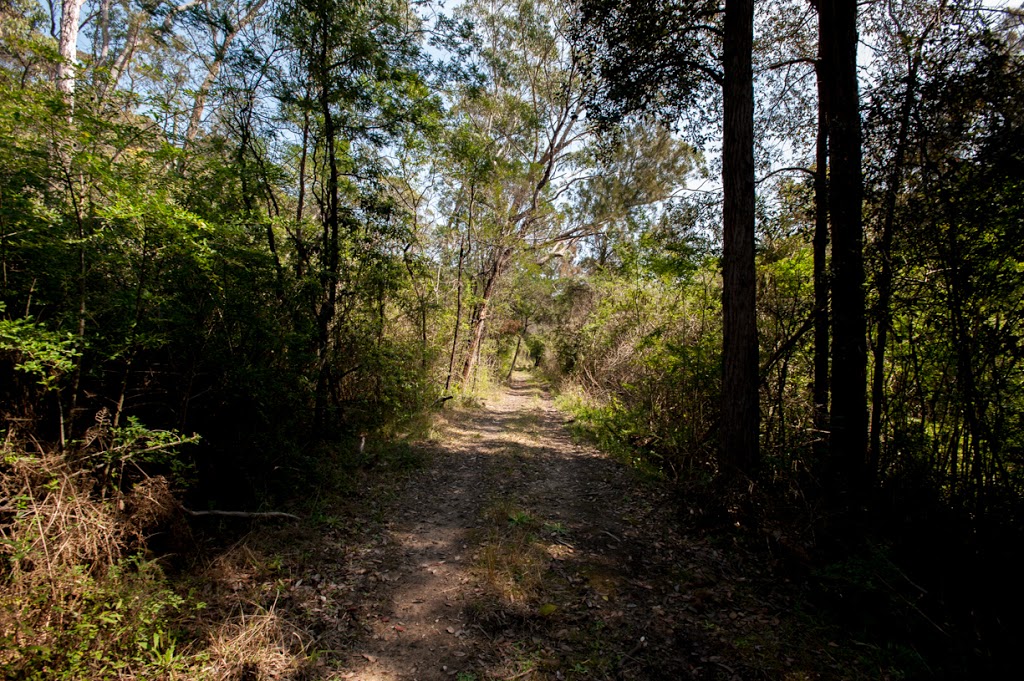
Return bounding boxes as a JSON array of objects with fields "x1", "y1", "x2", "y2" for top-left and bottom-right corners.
[{"x1": 436, "y1": 0, "x2": 590, "y2": 386}]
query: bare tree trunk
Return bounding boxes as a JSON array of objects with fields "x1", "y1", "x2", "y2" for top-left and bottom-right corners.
[
  {"x1": 720, "y1": 0, "x2": 759, "y2": 480},
  {"x1": 812, "y1": 50, "x2": 830, "y2": 461},
  {"x1": 445, "y1": 234, "x2": 466, "y2": 393},
  {"x1": 100, "y1": 13, "x2": 145, "y2": 101},
  {"x1": 57, "y1": 0, "x2": 86, "y2": 98},
  {"x1": 184, "y1": 0, "x2": 267, "y2": 144},
  {"x1": 98, "y1": 0, "x2": 111, "y2": 63},
  {"x1": 185, "y1": 43, "x2": 228, "y2": 143},
  {"x1": 461, "y1": 250, "x2": 508, "y2": 384},
  {"x1": 822, "y1": 0, "x2": 868, "y2": 496},
  {"x1": 507, "y1": 315, "x2": 527, "y2": 382}
]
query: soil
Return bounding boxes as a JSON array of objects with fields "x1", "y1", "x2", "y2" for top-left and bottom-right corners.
[{"x1": 191, "y1": 373, "x2": 854, "y2": 680}]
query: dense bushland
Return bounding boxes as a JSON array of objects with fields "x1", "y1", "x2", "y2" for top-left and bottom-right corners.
[{"x1": 1, "y1": 0, "x2": 1023, "y2": 675}]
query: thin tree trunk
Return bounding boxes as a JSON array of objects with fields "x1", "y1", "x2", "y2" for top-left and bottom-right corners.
[
  {"x1": 57, "y1": 156, "x2": 88, "y2": 440},
  {"x1": 113, "y1": 222, "x2": 151, "y2": 428},
  {"x1": 720, "y1": 0, "x2": 759, "y2": 479},
  {"x1": 461, "y1": 250, "x2": 508, "y2": 384},
  {"x1": 98, "y1": 0, "x2": 111, "y2": 63},
  {"x1": 812, "y1": 59, "x2": 830, "y2": 461},
  {"x1": 184, "y1": 0, "x2": 267, "y2": 144},
  {"x1": 445, "y1": 234, "x2": 466, "y2": 393},
  {"x1": 869, "y1": 56, "x2": 920, "y2": 478},
  {"x1": 100, "y1": 13, "x2": 145, "y2": 101},
  {"x1": 185, "y1": 42, "x2": 229, "y2": 143},
  {"x1": 507, "y1": 316, "x2": 527, "y2": 382},
  {"x1": 293, "y1": 107, "x2": 310, "y2": 279},
  {"x1": 314, "y1": 17, "x2": 342, "y2": 432}
]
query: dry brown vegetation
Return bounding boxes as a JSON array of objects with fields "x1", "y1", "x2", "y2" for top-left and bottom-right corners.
[{"x1": 0, "y1": 449, "x2": 188, "y2": 678}]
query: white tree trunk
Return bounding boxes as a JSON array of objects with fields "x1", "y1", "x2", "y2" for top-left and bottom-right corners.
[{"x1": 57, "y1": 0, "x2": 85, "y2": 96}]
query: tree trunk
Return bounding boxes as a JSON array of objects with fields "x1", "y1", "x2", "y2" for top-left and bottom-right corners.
[
  {"x1": 445, "y1": 234, "x2": 466, "y2": 393},
  {"x1": 185, "y1": 41, "x2": 229, "y2": 144},
  {"x1": 98, "y1": 0, "x2": 111, "y2": 63},
  {"x1": 869, "y1": 56, "x2": 920, "y2": 478},
  {"x1": 812, "y1": 58, "x2": 830, "y2": 462},
  {"x1": 822, "y1": 0, "x2": 868, "y2": 496},
  {"x1": 720, "y1": 0, "x2": 759, "y2": 480},
  {"x1": 57, "y1": 0, "x2": 85, "y2": 98},
  {"x1": 461, "y1": 250, "x2": 508, "y2": 384},
  {"x1": 184, "y1": 0, "x2": 268, "y2": 144},
  {"x1": 313, "y1": 19, "x2": 342, "y2": 433},
  {"x1": 99, "y1": 12, "x2": 145, "y2": 102},
  {"x1": 507, "y1": 315, "x2": 527, "y2": 382}
]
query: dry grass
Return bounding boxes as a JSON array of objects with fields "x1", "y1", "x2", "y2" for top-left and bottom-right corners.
[
  {"x1": 1, "y1": 453, "x2": 124, "y2": 574},
  {"x1": 200, "y1": 600, "x2": 315, "y2": 681},
  {"x1": 474, "y1": 500, "x2": 550, "y2": 605},
  {"x1": 0, "y1": 451, "x2": 197, "y2": 679}
]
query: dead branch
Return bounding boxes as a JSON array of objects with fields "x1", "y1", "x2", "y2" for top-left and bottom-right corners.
[{"x1": 182, "y1": 508, "x2": 301, "y2": 521}]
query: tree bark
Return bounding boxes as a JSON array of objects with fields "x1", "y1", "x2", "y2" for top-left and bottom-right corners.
[
  {"x1": 812, "y1": 48, "x2": 830, "y2": 462},
  {"x1": 822, "y1": 0, "x2": 868, "y2": 495},
  {"x1": 461, "y1": 249, "x2": 508, "y2": 384},
  {"x1": 720, "y1": 0, "x2": 759, "y2": 479},
  {"x1": 57, "y1": 0, "x2": 85, "y2": 98}
]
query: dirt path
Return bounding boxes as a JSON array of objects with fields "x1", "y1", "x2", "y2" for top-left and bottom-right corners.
[
  {"x1": 325, "y1": 374, "x2": 783, "y2": 681},
  {"x1": 197, "y1": 373, "x2": 829, "y2": 680}
]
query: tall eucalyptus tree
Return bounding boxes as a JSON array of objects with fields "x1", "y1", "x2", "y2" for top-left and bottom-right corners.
[{"x1": 442, "y1": 0, "x2": 589, "y2": 385}]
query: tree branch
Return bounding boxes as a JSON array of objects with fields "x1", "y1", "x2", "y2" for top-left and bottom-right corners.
[{"x1": 183, "y1": 508, "x2": 301, "y2": 521}]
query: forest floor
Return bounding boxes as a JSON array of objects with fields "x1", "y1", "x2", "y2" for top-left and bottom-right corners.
[{"x1": 187, "y1": 373, "x2": 882, "y2": 681}]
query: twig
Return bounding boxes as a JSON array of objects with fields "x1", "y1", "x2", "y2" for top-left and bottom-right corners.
[
  {"x1": 617, "y1": 637, "x2": 648, "y2": 668},
  {"x1": 880, "y1": 554, "x2": 929, "y2": 595},
  {"x1": 714, "y1": 661, "x2": 737, "y2": 674}
]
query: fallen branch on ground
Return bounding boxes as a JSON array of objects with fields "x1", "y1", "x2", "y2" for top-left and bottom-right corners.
[{"x1": 182, "y1": 508, "x2": 300, "y2": 521}]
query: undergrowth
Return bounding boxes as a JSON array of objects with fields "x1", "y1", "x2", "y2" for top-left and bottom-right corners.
[
  {"x1": 0, "y1": 451, "x2": 199, "y2": 679},
  {"x1": 554, "y1": 385, "x2": 674, "y2": 482}
]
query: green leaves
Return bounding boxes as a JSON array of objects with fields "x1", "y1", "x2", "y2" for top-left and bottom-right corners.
[{"x1": 0, "y1": 303, "x2": 79, "y2": 390}]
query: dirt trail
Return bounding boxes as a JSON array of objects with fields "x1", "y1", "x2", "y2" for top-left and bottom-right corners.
[
  {"x1": 195, "y1": 374, "x2": 877, "y2": 680},
  {"x1": 328, "y1": 373, "x2": 778, "y2": 681}
]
